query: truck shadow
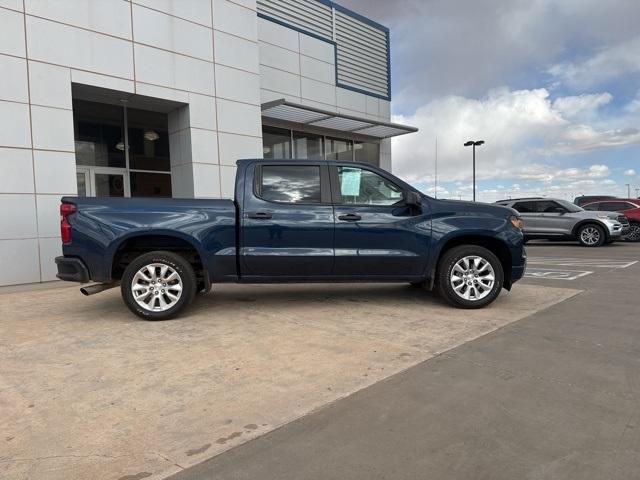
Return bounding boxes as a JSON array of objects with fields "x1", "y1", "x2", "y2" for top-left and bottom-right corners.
[{"x1": 186, "y1": 283, "x2": 446, "y2": 316}]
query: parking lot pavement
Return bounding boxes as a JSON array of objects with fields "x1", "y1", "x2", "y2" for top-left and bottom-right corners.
[
  {"x1": 168, "y1": 241, "x2": 640, "y2": 480},
  {"x1": 523, "y1": 240, "x2": 639, "y2": 285},
  {"x1": 0, "y1": 280, "x2": 577, "y2": 480}
]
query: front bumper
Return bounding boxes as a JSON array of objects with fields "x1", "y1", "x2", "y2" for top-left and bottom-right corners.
[
  {"x1": 55, "y1": 256, "x2": 91, "y2": 283},
  {"x1": 602, "y1": 219, "x2": 623, "y2": 237}
]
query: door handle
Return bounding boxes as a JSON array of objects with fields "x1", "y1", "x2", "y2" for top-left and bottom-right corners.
[
  {"x1": 338, "y1": 213, "x2": 361, "y2": 221},
  {"x1": 247, "y1": 211, "x2": 272, "y2": 220}
]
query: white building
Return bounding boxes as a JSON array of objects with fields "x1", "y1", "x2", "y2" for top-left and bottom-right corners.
[{"x1": 0, "y1": 0, "x2": 416, "y2": 286}]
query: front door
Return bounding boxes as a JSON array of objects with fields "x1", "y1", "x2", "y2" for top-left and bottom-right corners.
[
  {"x1": 241, "y1": 163, "x2": 335, "y2": 277},
  {"x1": 535, "y1": 200, "x2": 574, "y2": 234},
  {"x1": 331, "y1": 165, "x2": 429, "y2": 277}
]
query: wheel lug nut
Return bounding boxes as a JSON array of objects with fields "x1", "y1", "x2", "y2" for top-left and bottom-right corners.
[{"x1": 161, "y1": 289, "x2": 165, "y2": 293}]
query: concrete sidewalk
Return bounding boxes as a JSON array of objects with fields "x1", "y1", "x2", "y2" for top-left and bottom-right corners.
[{"x1": 0, "y1": 282, "x2": 576, "y2": 480}]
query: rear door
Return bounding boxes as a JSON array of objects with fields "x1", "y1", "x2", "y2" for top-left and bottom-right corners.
[
  {"x1": 330, "y1": 165, "x2": 429, "y2": 277},
  {"x1": 241, "y1": 163, "x2": 334, "y2": 277}
]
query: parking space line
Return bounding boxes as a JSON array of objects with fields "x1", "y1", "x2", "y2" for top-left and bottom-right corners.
[
  {"x1": 527, "y1": 258, "x2": 638, "y2": 269},
  {"x1": 524, "y1": 268, "x2": 593, "y2": 281}
]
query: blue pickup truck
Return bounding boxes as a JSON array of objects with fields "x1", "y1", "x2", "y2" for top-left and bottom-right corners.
[{"x1": 56, "y1": 159, "x2": 526, "y2": 320}]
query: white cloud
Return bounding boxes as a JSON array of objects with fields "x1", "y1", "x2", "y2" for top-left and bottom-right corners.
[
  {"x1": 548, "y1": 35, "x2": 640, "y2": 88},
  {"x1": 552, "y1": 93, "x2": 612, "y2": 120},
  {"x1": 624, "y1": 169, "x2": 637, "y2": 176},
  {"x1": 391, "y1": 87, "x2": 640, "y2": 186}
]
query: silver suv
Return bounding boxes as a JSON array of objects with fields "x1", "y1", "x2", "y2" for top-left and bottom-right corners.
[{"x1": 495, "y1": 198, "x2": 625, "y2": 247}]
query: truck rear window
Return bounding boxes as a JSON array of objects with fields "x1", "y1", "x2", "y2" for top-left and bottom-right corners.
[{"x1": 259, "y1": 165, "x2": 321, "y2": 204}]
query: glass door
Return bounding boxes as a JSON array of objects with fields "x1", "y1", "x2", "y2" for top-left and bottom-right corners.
[
  {"x1": 76, "y1": 167, "x2": 129, "y2": 197},
  {"x1": 93, "y1": 169, "x2": 128, "y2": 197},
  {"x1": 76, "y1": 167, "x2": 90, "y2": 196}
]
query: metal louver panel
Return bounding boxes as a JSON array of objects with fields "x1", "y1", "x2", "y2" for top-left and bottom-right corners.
[
  {"x1": 257, "y1": 0, "x2": 333, "y2": 39},
  {"x1": 257, "y1": 0, "x2": 391, "y2": 100},
  {"x1": 334, "y1": 9, "x2": 389, "y2": 98}
]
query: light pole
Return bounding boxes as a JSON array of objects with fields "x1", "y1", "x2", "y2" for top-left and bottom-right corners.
[
  {"x1": 464, "y1": 140, "x2": 484, "y2": 201},
  {"x1": 625, "y1": 183, "x2": 631, "y2": 198}
]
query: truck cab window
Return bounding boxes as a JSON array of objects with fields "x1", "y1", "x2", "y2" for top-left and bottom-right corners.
[
  {"x1": 338, "y1": 167, "x2": 402, "y2": 206},
  {"x1": 259, "y1": 165, "x2": 321, "y2": 203}
]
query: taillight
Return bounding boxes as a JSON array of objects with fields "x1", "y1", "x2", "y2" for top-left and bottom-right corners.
[{"x1": 60, "y1": 203, "x2": 76, "y2": 244}]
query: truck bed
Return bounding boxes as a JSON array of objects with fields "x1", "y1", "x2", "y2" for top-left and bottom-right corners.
[{"x1": 61, "y1": 196, "x2": 237, "y2": 283}]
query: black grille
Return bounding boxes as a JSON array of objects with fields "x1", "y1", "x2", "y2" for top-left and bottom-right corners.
[{"x1": 618, "y1": 215, "x2": 629, "y2": 226}]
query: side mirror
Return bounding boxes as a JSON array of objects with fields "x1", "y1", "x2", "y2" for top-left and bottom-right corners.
[
  {"x1": 403, "y1": 191, "x2": 422, "y2": 206},
  {"x1": 553, "y1": 207, "x2": 565, "y2": 214}
]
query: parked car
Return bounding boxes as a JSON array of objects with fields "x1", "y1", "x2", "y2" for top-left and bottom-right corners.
[
  {"x1": 55, "y1": 159, "x2": 527, "y2": 320},
  {"x1": 494, "y1": 197, "x2": 625, "y2": 247},
  {"x1": 574, "y1": 195, "x2": 617, "y2": 207},
  {"x1": 583, "y1": 199, "x2": 640, "y2": 242}
]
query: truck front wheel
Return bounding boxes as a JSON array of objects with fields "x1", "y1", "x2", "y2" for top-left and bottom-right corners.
[
  {"x1": 436, "y1": 245, "x2": 504, "y2": 309},
  {"x1": 121, "y1": 251, "x2": 196, "y2": 320}
]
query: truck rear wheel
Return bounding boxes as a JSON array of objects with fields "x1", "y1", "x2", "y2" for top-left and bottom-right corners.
[
  {"x1": 121, "y1": 251, "x2": 196, "y2": 320},
  {"x1": 436, "y1": 245, "x2": 504, "y2": 309}
]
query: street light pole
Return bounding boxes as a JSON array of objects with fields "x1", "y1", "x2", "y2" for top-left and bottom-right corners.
[
  {"x1": 626, "y1": 183, "x2": 631, "y2": 197},
  {"x1": 464, "y1": 140, "x2": 484, "y2": 202}
]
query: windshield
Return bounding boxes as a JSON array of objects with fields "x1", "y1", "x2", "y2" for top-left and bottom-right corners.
[{"x1": 556, "y1": 199, "x2": 583, "y2": 212}]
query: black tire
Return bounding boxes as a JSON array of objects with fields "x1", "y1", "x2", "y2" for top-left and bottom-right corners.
[
  {"x1": 577, "y1": 224, "x2": 605, "y2": 247},
  {"x1": 436, "y1": 245, "x2": 504, "y2": 309},
  {"x1": 625, "y1": 222, "x2": 640, "y2": 242},
  {"x1": 121, "y1": 251, "x2": 196, "y2": 320}
]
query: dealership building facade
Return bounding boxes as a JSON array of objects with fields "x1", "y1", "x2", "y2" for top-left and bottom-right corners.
[{"x1": 0, "y1": 0, "x2": 416, "y2": 286}]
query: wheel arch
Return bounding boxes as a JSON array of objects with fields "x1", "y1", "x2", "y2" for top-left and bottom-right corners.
[
  {"x1": 571, "y1": 220, "x2": 609, "y2": 240},
  {"x1": 109, "y1": 232, "x2": 209, "y2": 288},
  {"x1": 430, "y1": 233, "x2": 514, "y2": 290}
]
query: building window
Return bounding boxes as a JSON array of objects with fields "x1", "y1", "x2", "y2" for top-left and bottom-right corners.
[
  {"x1": 325, "y1": 137, "x2": 353, "y2": 161},
  {"x1": 354, "y1": 141, "x2": 379, "y2": 166},
  {"x1": 74, "y1": 100, "x2": 126, "y2": 168},
  {"x1": 127, "y1": 108, "x2": 170, "y2": 172},
  {"x1": 73, "y1": 99, "x2": 172, "y2": 198},
  {"x1": 293, "y1": 131, "x2": 324, "y2": 159},
  {"x1": 261, "y1": 126, "x2": 380, "y2": 165},
  {"x1": 262, "y1": 126, "x2": 291, "y2": 158}
]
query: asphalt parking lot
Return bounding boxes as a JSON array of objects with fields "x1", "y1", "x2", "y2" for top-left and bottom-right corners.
[
  {"x1": 170, "y1": 240, "x2": 640, "y2": 480},
  {"x1": 1, "y1": 241, "x2": 638, "y2": 480}
]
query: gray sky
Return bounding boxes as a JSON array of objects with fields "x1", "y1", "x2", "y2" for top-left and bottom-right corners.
[{"x1": 337, "y1": 0, "x2": 640, "y2": 201}]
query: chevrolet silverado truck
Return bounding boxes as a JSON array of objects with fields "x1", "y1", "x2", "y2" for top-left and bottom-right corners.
[{"x1": 56, "y1": 159, "x2": 527, "y2": 320}]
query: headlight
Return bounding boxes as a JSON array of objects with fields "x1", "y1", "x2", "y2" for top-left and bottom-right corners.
[
  {"x1": 597, "y1": 213, "x2": 618, "y2": 220},
  {"x1": 510, "y1": 216, "x2": 524, "y2": 230}
]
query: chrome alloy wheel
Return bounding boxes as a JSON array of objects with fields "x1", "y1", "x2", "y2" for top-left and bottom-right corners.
[
  {"x1": 450, "y1": 255, "x2": 495, "y2": 301},
  {"x1": 580, "y1": 226, "x2": 601, "y2": 245},
  {"x1": 131, "y1": 263, "x2": 183, "y2": 312}
]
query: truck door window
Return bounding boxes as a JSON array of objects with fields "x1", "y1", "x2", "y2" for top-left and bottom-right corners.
[
  {"x1": 259, "y1": 165, "x2": 321, "y2": 203},
  {"x1": 337, "y1": 167, "x2": 403, "y2": 206}
]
